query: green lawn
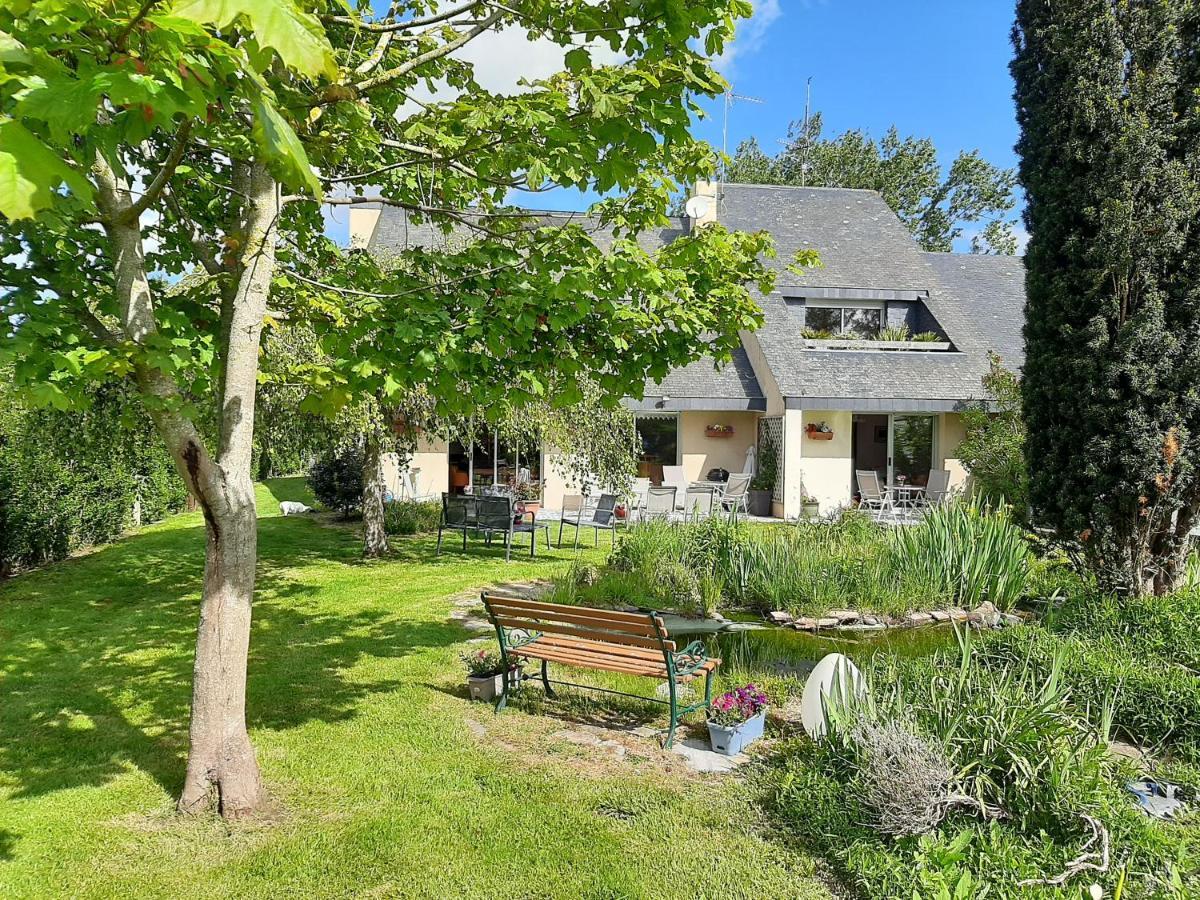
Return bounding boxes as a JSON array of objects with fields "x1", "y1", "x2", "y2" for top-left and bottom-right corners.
[{"x1": 0, "y1": 479, "x2": 828, "y2": 899}]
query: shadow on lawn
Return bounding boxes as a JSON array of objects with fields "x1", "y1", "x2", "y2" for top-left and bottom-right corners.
[{"x1": 0, "y1": 512, "x2": 460, "y2": 807}]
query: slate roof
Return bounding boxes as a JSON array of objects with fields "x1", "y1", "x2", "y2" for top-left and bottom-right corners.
[
  {"x1": 922, "y1": 252, "x2": 1026, "y2": 371},
  {"x1": 713, "y1": 183, "x2": 1026, "y2": 409},
  {"x1": 363, "y1": 188, "x2": 1027, "y2": 410},
  {"x1": 628, "y1": 346, "x2": 766, "y2": 411},
  {"x1": 366, "y1": 207, "x2": 685, "y2": 256}
]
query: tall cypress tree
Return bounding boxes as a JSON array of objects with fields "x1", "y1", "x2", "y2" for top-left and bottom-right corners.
[{"x1": 1013, "y1": 0, "x2": 1200, "y2": 594}]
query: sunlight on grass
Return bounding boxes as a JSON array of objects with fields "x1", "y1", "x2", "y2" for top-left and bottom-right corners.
[{"x1": 0, "y1": 478, "x2": 827, "y2": 899}]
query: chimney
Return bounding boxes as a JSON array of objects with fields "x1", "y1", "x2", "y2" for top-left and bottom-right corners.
[{"x1": 685, "y1": 180, "x2": 719, "y2": 229}]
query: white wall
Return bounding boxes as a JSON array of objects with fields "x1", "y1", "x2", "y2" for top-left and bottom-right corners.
[
  {"x1": 381, "y1": 434, "x2": 449, "y2": 500},
  {"x1": 679, "y1": 410, "x2": 760, "y2": 482},
  {"x1": 794, "y1": 410, "x2": 854, "y2": 517}
]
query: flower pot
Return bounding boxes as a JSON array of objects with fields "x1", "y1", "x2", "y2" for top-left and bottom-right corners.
[
  {"x1": 747, "y1": 489, "x2": 772, "y2": 517},
  {"x1": 467, "y1": 668, "x2": 520, "y2": 701},
  {"x1": 801, "y1": 501, "x2": 820, "y2": 520},
  {"x1": 707, "y1": 709, "x2": 767, "y2": 756},
  {"x1": 806, "y1": 431, "x2": 834, "y2": 441}
]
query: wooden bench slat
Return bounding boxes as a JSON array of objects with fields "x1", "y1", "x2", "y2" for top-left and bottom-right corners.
[
  {"x1": 533, "y1": 633, "x2": 666, "y2": 663},
  {"x1": 483, "y1": 594, "x2": 663, "y2": 631},
  {"x1": 511, "y1": 644, "x2": 668, "y2": 677},
  {"x1": 513, "y1": 642, "x2": 719, "y2": 681},
  {"x1": 486, "y1": 604, "x2": 660, "y2": 638},
  {"x1": 491, "y1": 615, "x2": 675, "y2": 651}
]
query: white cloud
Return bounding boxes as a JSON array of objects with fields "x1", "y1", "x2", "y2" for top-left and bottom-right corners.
[{"x1": 713, "y1": 0, "x2": 782, "y2": 78}]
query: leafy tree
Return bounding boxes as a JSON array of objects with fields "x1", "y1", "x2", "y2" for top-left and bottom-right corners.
[
  {"x1": 0, "y1": 0, "x2": 774, "y2": 817},
  {"x1": 726, "y1": 113, "x2": 1019, "y2": 253},
  {"x1": 1012, "y1": 0, "x2": 1200, "y2": 594},
  {"x1": 959, "y1": 354, "x2": 1027, "y2": 520}
]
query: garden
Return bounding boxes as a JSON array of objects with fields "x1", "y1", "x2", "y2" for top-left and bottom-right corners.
[{"x1": 537, "y1": 511, "x2": 1200, "y2": 897}]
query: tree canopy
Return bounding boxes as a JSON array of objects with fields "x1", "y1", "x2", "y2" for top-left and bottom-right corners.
[
  {"x1": 0, "y1": 0, "x2": 776, "y2": 817},
  {"x1": 1013, "y1": 0, "x2": 1200, "y2": 594},
  {"x1": 725, "y1": 112, "x2": 1019, "y2": 254}
]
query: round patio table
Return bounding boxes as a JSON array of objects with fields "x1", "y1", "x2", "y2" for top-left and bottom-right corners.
[{"x1": 887, "y1": 484, "x2": 925, "y2": 512}]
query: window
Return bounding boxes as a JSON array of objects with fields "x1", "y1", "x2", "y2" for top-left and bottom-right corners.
[
  {"x1": 803, "y1": 302, "x2": 882, "y2": 338},
  {"x1": 635, "y1": 415, "x2": 678, "y2": 482}
]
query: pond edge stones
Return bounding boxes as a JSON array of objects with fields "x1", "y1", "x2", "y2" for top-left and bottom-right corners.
[{"x1": 777, "y1": 601, "x2": 1019, "y2": 633}]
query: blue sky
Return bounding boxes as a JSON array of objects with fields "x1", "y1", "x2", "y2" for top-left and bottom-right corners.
[
  {"x1": 330, "y1": 2, "x2": 1023, "y2": 247},
  {"x1": 698, "y1": 1, "x2": 1020, "y2": 182}
]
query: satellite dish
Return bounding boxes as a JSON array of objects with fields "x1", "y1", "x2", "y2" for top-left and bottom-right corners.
[
  {"x1": 800, "y1": 653, "x2": 867, "y2": 739},
  {"x1": 684, "y1": 195, "x2": 714, "y2": 219}
]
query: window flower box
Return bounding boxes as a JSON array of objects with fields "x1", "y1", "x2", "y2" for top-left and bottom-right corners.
[
  {"x1": 803, "y1": 338, "x2": 951, "y2": 352},
  {"x1": 705, "y1": 425, "x2": 734, "y2": 438}
]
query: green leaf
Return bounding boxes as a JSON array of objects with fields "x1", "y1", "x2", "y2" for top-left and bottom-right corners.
[
  {"x1": 0, "y1": 118, "x2": 93, "y2": 220},
  {"x1": 0, "y1": 30, "x2": 29, "y2": 66},
  {"x1": 251, "y1": 96, "x2": 322, "y2": 199},
  {"x1": 171, "y1": 0, "x2": 336, "y2": 79}
]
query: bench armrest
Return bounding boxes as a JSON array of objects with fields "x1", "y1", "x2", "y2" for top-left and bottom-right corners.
[{"x1": 671, "y1": 640, "x2": 711, "y2": 677}]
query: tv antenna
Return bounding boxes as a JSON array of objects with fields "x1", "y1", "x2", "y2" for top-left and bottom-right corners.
[{"x1": 721, "y1": 87, "x2": 763, "y2": 182}]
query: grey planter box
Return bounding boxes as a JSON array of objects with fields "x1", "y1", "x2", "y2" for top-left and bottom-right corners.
[
  {"x1": 707, "y1": 709, "x2": 767, "y2": 756},
  {"x1": 804, "y1": 339, "x2": 951, "y2": 352},
  {"x1": 467, "y1": 668, "x2": 521, "y2": 701}
]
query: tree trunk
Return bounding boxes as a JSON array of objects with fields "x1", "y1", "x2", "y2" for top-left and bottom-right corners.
[
  {"x1": 94, "y1": 151, "x2": 279, "y2": 818},
  {"x1": 362, "y1": 428, "x2": 389, "y2": 557},
  {"x1": 177, "y1": 471, "x2": 263, "y2": 817}
]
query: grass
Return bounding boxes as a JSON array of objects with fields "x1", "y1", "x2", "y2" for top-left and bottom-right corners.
[{"x1": 0, "y1": 478, "x2": 828, "y2": 899}]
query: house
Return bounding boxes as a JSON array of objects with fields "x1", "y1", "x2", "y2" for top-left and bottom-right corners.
[{"x1": 349, "y1": 181, "x2": 1025, "y2": 517}]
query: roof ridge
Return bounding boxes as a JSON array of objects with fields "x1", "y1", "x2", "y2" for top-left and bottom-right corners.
[{"x1": 718, "y1": 182, "x2": 882, "y2": 196}]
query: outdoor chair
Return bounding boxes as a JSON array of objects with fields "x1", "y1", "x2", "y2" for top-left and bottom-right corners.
[
  {"x1": 683, "y1": 484, "x2": 717, "y2": 521},
  {"x1": 921, "y1": 469, "x2": 951, "y2": 509},
  {"x1": 558, "y1": 493, "x2": 621, "y2": 548},
  {"x1": 720, "y1": 472, "x2": 752, "y2": 517},
  {"x1": 629, "y1": 477, "x2": 651, "y2": 520},
  {"x1": 661, "y1": 465, "x2": 688, "y2": 509},
  {"x1": 437, "y1": 493, "x2": 477, "y2": 553},
  {"x1": 856, "y1": 470, "x2": 895, "y2": 521},
  {"x1": 642, "y1": 486, "x2": 677, "y2": 520},
  {"x1": 436, "y1": 493, "x2": 549, "y2": 560},
  {"x1": 476, "y1": 495, "x2": 550, "y2": 560}
]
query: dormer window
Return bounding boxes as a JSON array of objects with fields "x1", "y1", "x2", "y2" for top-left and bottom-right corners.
[{"x1": 804, "y1": 300, "x2": 883, "y2": 338}]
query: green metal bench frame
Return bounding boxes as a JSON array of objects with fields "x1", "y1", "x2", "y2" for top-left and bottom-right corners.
[{"x1": 482, "y1": 592, "x2": 718, "y2": 748}]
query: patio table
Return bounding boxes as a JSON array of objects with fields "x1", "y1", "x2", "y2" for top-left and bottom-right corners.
[{"x1": 886, "y1": 484, "x2": 925, "y2": 512}]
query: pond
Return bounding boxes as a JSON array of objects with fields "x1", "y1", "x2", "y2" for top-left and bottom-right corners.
[{"x1": 658, "y1": 613, "x2": 957, "y2": 678}]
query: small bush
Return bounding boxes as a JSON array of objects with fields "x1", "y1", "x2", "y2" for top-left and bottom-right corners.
[
  {"x1": 307, "y1": 446, "x2": 364, "y2": 516},
  {"x1": 889, "y1": 500, "x2": 1029, "y2": 611},
  {"x1": 383, "y1": 500, "x2": 441, "y2": 535},
  {"x1": 650, "y1": 559, "x2": 701, "y2": 614}
]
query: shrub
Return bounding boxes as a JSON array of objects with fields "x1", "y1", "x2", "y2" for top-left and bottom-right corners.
[
  {"x1": 889, "y1": 500, "x2": 1029, "y2": 611},
  {"x1": 650, "y1": 559, "x2": 701, "y2": 614},
  {"x1": 766, "y1": 631, "x2": 1195, "y2": 898},
  {"x1": 0, "y1": 384, "x2": 187, "y2": 575},
  {"x1": 958, "y1": 354, "x2": 1027, "y2": 520},
  {"x1": 383, "y1": 500, "x2": 441, "y2": 535},
  {"x1": 307, "y1": 445, "x2": 364, "y2": 516}
]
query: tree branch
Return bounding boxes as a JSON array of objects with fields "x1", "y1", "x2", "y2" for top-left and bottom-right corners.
[
  {"x1": 120, "y1": 119, "x2": 192, "y2": 224},
  {"x1": 323, "y1": 0, "x2": 482, "y2": 33},
  {"x1": 164, "y1": 189, "x2": 223, "y2": 276},
  {"x1": 348, "y1": 10, "x2": 503, "y2": 98}
]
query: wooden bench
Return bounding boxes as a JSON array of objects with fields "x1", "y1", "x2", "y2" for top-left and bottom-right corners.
[{"x1": 481, "y1": 593, "x2": 720, "y2": 747}]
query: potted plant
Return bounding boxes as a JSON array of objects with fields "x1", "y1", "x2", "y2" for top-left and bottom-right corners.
[
  {"x1": 748, "y1": 439, "x2": 777, "y2": 516},
  {"x1": 707, "y1": 684, "x2": 770, "y2": 755},
  {"x1": 800, "y1": 494, "x2": 820, "y2": 520},
  {"x1": 461, "y1": 648, "x2": 517, "y2": 701},
  {"x1": 510, "y1": 474, "x2": 541, "y2": 512}
]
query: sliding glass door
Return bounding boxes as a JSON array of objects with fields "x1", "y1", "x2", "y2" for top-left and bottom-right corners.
[{"x1": 890, "y1": 415, "x2": 936, "y2": 487}]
